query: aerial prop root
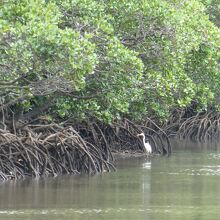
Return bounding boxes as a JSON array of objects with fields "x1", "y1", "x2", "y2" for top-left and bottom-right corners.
[
  {"x1": 80, "y1": 118, "x2": 172, "y2": 155},
  {"x1": 0, "y1": 125, "x2": 115, "y2": 181},
  {"x1": 165, "y1": 109, "x2": 220, "y2": 141}
]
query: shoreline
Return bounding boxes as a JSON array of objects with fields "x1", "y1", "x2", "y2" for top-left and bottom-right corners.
[{"x1": 112, "y1": 150, "x2": 153, "y2": 160}]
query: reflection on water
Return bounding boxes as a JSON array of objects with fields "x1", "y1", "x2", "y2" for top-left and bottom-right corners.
[
  {"x1": 1, "y1": 141, "x2": 220, "y2": 219},
  {"x1": 142, "y1": 161, "x2": 151, "y2": 170}
]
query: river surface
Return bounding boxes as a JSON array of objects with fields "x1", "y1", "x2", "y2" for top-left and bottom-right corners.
[{"x1": 1, "y1": 140, "x2": 220, "y2": 220}]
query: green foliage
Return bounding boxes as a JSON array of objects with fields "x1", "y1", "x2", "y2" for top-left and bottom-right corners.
[
  {"x1": 0, "y1": 0, "x2": 219, "y2": 123},
  {"x1": 201, "y1": 0, "x2": 220, "y2": 27}
]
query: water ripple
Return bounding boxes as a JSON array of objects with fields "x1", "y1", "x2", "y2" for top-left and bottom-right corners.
[
  {"x1": 0, "y1": 207, "x2": 168, "y2": 216},
  {"x1": 208, "y1": 153, "x2": 220, "y2": 160},
  {"x1": 168, "y1": 166, "x2": 220, "y2": 176}
]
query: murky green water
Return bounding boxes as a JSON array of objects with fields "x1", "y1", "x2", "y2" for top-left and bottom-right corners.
[{"x1": 1, "y1": 141, "x2": 220, "y2": 220}]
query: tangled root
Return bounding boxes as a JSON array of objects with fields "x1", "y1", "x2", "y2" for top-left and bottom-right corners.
[
  {"x1": 164, "y1": 108, "x2": 220, "y2": 141},
  {"x1": 0, "y1": 124, "x2": 115, "y2": 181},
  {"x1": 0, "y1": 117, "x2": 171, "y2": 181},
  {"x1": 76, "y1": 118, "x2": 171, "y2": 156}
]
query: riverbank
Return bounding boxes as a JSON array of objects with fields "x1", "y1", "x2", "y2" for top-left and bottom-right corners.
[{"x1": 0, "y1": 118, "x2": 171, "y2": 181}]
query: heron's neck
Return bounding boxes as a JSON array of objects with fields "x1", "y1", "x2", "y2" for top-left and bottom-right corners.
[{"x1": 142, "y1": 135, "x2": 146, "y2": 143}]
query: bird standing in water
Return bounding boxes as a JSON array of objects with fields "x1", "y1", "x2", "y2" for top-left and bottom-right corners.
[{"x1": 137, "y1": 133, "x2": 152, "y2": 154}]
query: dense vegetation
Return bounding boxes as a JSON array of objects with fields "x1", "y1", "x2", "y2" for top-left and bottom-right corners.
[
  {"x1": 1, "y1": 0, "x2": 219, "y2": 123},
  {"x1": 0, "y1": 0, "x2": 219, "y2": 179}
]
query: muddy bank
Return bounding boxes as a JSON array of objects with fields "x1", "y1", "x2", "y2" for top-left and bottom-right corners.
[{"x1": 112, "y1": 151, "x2": 149, "y2": 160}]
